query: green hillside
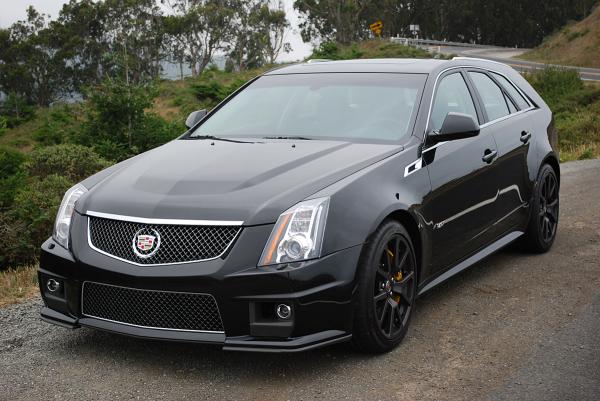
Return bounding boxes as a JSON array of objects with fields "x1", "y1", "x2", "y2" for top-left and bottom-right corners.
[{"x1": 520, "y1": 5, "x2": 600, "y2": 68}]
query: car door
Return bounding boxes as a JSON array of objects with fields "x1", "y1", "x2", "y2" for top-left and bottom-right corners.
[
  {"x1": 421, "y1": 70, "x2": 501, "y2": 275},
  {"x1": 466, "y1": 70, "x2": 535, "y2": 238}
]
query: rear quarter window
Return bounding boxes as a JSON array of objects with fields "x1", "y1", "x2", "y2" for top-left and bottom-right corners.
[{"x1": 491, "y1": 72, "x2": 530, "y2": 110}]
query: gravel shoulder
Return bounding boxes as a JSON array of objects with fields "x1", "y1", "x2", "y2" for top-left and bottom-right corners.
[{"x1": 1, "y1": 159, "x2": 599, "y2": 401}]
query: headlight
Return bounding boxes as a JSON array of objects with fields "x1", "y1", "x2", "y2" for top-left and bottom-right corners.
[
  {"x1": 53, "y1": 183, "x2": 87, "y2": 249},
  {"x1": 258, "y1": 197, "x2": 329, "y2": 267}
]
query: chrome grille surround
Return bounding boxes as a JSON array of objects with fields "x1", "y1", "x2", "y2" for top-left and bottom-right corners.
[
  {"x1": 86, "y1": 211, "x2": 242, "y2": 266},
  {"x1": 81, "y1": 281, "x2": 224, "y2": 333}
]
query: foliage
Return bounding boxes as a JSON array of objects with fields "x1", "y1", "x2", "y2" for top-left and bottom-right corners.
[
  {"x1": 162, "y1": 0, "x2": 237, "y2": 76},
  {"x1": 0, "y1": 174, "x2": 73, "y2": 268},
  {"x1": 0, "y1": 142, "x2": 111, "y2": 269},
  {"x1": 190, "y1": 78, "x2": 246, "y2": 106},
  {"x1": 295, "y1": 0, "x2": 371, "y2": 44},
  {"x1": 77, "y1": 79, "x2": 180, "y2": 161},
  {"x1": 0, "y1": 93, "x2": 36, "y2": 128},
  {"x1": 227, "y1": 0, "x2": 291, "y2": 71},
  {"x1": 310, "y1": 40, "x2": 433, "y2": 60},
  {"x1": 526, "y1": 67, "x2": 600, "y2": 161},
  {"x1": 294, "y1": 0, "x2": 598, "y2": 47},
  {"x1": 32, "y1": 105, "x2": 81, "y2": 146},
  {"x1": 0, "y1": 8, "x2": 69, "y2": 107},
  {"x1": 28, "y1": 144, "x2": 111, "y2": 182},
  {"x1": 525, "y1": 67, "x2": 584, "y2": 110},
  {"x1": 0, "y1": 146, "x2": 26, "y2": 209},
  {"x1": 519, "y1": 4, "x2": 600, "y2": 68}
]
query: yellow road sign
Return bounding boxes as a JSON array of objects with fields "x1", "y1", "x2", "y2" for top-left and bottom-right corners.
[{"x1": 370, "y1": 21, "x2": 383, "y2": 31}]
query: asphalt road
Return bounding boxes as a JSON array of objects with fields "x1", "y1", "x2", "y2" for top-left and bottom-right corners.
[
  {"x1": 1, "y1": 159, "x2": 600, "y2": 401},
  {"x1": 433, "y1": 45, "x2": 600, "y2": 81}
]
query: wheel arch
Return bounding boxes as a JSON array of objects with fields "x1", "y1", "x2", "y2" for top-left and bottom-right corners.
[
  {"x1": 541, "y1": 152, "x2": 560, "y2": 186},
  {"x1": 366, "y1": 208, "x2": 423, "y2": 285}
]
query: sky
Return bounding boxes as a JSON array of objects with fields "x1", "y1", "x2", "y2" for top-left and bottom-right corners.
[{"x1": 0, "y1": 0, "x2": 313, "y2": 61}]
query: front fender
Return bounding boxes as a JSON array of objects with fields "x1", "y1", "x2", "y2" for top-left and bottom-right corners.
[{"x1": 310, "y1": 143, "x2": 431, "y2": 257}]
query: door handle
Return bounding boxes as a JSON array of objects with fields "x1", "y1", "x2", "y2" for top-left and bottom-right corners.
[
  {"x1": 482, "y1": 149, "x2": 498, "y2": 164},
  {"x1": 520, "y1": 130, "x2": 532, "y2": 143}
]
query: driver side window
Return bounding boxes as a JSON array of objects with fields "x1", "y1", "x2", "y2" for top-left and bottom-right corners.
[{"x1": 430, "y1": 73, "x2": 478, "y2": 131}]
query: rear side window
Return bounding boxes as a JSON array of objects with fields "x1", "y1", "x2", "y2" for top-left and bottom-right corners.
[
  {"x1": 468, "y1": 72, "x2": 510, "y2": 121},
  {"x1": 430, "y1": 73, "x2": 478, "y2": 131},
  {"x1": 491, "y1": 72, "x2": 530, "y2": 110}
]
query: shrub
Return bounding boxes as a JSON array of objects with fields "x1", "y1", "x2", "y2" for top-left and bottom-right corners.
[
  {"x1": 525, "y1": 67, "x2": 584, "y2": 110},
  {"x1": 77, "y1": 79, "x2": 178, "y2": 161},
  {"x1": 0, "y1": 174, "x2": 73, "y2": 268},
  {"x1": 526, "y1": 67, "x2": 600, "y2": 161},
  {"x1": 190, "y1": 78, "x2": 246, "y2": 106},
  {"x1": 33, "y1": 105, "x2": 80, "y2": 146},
  {"x1": 311, "y1": 41, "x2": 341, "y2": 59},
  {"x1": 28, "y1": 144, "x2": 111, "y2": 182},
  {"x1": 190, "y1": 80, "x2": 226, "y2": 103},
  {"x1": 310, "y1": 40, "x2": 432, "y2": 61},
  {"x1": 0, "y1": 146, "x2": 26, "y2": 208}
]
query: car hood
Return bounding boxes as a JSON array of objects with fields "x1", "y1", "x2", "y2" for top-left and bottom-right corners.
[{"x1": 77, "y1": 139, "x2": 402, "y2": 225}]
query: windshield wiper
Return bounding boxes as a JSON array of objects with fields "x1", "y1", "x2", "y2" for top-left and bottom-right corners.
[
  {"x1": 262, "y1": 136, "x2": 313, "y2": 140},
  {"x1": 187, "y1": 135, "x2": 257, "y2": 144}
]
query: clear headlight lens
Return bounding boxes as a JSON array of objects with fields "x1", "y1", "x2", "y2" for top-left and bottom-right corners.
[
  {"x1": 53, "y1": 183, "x2": 87, "y2": 249},
  {"x1": 258, "y1": 197, "x2": 329, "y2": 267}
]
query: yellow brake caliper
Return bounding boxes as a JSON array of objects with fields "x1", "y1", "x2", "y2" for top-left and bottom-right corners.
[{"x1": 387, "y1": 248, "x2": 402, "y2": 303}]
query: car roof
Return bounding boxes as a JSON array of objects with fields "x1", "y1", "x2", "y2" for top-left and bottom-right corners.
[{"x1": 264, "y1": 57, "x2": 511, "y2": 76}]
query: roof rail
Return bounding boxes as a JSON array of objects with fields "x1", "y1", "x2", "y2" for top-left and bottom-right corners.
[
  {"x1": 452, "y1": 56, "x2": 508, "y2": 67},
  {"x1": 306, "y1": 59, "x2": 333, "y2": 63}
]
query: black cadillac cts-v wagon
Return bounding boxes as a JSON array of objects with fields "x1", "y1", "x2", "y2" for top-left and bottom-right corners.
[{"x1": 39, "y1": 58, "x2": 559, "y2": 353}]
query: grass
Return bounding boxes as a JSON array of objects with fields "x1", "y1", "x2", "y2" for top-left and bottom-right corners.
[
  {"x1": 519, "y1": 5, "x2": 600, "y2": 68},
  {"x1": 0, "y1": 265, "x2": 39, "y2": 307},
  {"x1": 525, "y1": 68, "x2": 600, "y2": 162}
]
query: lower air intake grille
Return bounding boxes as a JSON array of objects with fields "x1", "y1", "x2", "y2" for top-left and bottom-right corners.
[{"x1": 81, "y1": 282, "x2": 224, "y2": 332}]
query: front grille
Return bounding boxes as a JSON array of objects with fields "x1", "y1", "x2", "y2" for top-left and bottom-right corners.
[
  {"x1": 88, "y1": 215, "x2": 241, "y2": 265},
  {"x1": 81, "y1": 282, "x2": 224, "y2": 332}
]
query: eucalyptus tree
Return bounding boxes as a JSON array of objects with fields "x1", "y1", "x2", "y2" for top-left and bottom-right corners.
[
  {"x1": 162, "y1": 0, "x2": 236, "y2": 76},
  {"x1": 0, "y1": 7, "x2": 68, "y2": 106}
]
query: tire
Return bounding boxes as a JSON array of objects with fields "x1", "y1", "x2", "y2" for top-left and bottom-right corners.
[
  {"x1": 521, "y1": 164, "x2": 559, "y2": 253},
  {"x1": 352, "y1": 220, "x2": 417, "y2": 353}
]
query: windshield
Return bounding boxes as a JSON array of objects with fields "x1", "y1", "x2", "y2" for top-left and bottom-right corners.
[{"x1": 190, "y1": 73, "x2": 426, "y2": 142}]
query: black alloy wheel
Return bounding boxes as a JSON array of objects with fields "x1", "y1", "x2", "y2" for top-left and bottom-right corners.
[
  {"x1": 539, "y1": 169, "x2": 559, "y2": 243},
  {"x1": 373, "y1": 235, "x2": 415, "y2": 339},
  {"x1": 353, "y1": 220, "x2": 417, "y2": 353},
  {"x1": 522, "y1": 164, "x2": 559, "y2": 252}
]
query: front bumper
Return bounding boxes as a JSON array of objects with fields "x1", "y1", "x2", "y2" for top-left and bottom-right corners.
[{"x1": 39, "y1": 221, "x2": 361, "y2": 352}]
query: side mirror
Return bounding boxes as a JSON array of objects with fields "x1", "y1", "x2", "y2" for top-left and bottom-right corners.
[
  {"x1": 185, "y1": 109, "x2": 207, "y2": 129},
  {"x1": 427, "y1": 112, "x2": 480, "y2": 145}
]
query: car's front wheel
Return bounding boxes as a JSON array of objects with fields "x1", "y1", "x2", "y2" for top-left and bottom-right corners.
[{"x1": 352, "y1": 220, "x2": 417, "y2": 353}]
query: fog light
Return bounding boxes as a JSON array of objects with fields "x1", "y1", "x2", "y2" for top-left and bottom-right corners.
[
  {"x1": 46, "y1": 279, "x2": 61, "y2": 292},
  {"x1": 276, "y1": 303, "x2": 292, "y2": 319}
]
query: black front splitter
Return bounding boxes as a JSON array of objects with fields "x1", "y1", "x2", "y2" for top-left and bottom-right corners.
[{"x1": 40, "y1": 306, "x2": 351, "y2": 353}]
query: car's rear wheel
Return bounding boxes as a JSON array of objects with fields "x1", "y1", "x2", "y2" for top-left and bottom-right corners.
[
  {"x1": 522, "y1": 164, "x2": 559, "y2": 253},
  {"x1": 352, "y1": 220, "x2": 416, "y2": 353}
]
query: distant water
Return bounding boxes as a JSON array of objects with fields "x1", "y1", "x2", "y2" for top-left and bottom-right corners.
[{"x1": 161, "y1": 57, "x2": 226, "y2": 80}]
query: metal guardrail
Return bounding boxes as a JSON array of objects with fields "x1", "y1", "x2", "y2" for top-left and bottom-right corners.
[{"x1": 390, "y1": 37, "x2": 505, "y2": 49}]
